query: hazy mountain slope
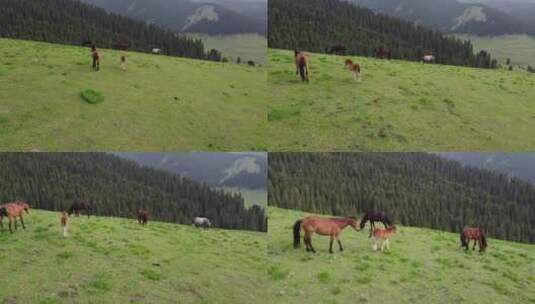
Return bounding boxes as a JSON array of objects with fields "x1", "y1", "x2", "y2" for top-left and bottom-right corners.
[
  {"x1": 80, "y1": 0, "x2": 266, "y2": 35},
  {"x1": 116, "y1": 153, "x2": 267, "y2": 190},
  {"x1": 439, "y1": 153, "x2": 535, "y2": 184},
  {"x1": 349, "y1": 0, "x2": 533, "y2": 35},
  {"x1": 460, "y1": 0, "x2": 535, "y2": 30}
]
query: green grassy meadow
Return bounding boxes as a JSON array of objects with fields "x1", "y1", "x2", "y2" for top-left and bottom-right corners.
[
  {"x1": 268, "y1": 207, "x2": 535, "y2": 304},
  {"x1": 0, "y1": 38, "x2": 267, "y2": 151},
  {"x1": 267, "y1": 49, "x2": 535, "y2": 151},
  {"x1": 456, "y1": 34, "x2": 535, "y2": 68},
  {"x1": 188, "y1": 34, "x2": 267, "y2": 65},
  {"x1": 0, "y1": 210, "x2": 268, "y2": 304}
]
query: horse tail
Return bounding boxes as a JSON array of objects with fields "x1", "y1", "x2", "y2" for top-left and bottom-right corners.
[
  {"x1": 298, "y1": 59, "x2": 306, "y2": 82},
  {"x1": 293, "y1": 219, "x2": 303, "y2": 248},
  {"x1": 460, "y1": 230, "x2": 467, "y2": 248},
  {"x1": 480, "y1": 230, "x2": 487, "y2": 249}
]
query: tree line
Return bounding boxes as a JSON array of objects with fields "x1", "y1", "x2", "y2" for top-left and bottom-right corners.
[
  {"x1": 0, "y1": 0, "x2": 221, "y2": 61},
  {"x1": 268, "y1": 153, "x2": 535, "y2": 243},
  {"x1": 0, "y1": 153, "x2": 265, "y2": 232},
  {"x1": 268, "y1": 0, "x2": 497, "y2": 68}
]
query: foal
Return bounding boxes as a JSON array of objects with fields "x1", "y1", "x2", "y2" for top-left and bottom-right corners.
[
  {"x1": 372, "y1": 226, "x2": 397, "y2": 252},
  {"x1": 120, "y1": 55, "x2": 127, "y2": 71},
  {"x1": 61, "y1": 212, "x2": 69, "y2": 237},
  {"x1": 294, "y1": 50, "x2": 310, "y2": 82},
  {"x1": 138, "y1": 208, "x2": 148, "y2": 225},
  {"x1": 91, "y1": 45, "x2": 100, "y2": 71},
  {"x1": 344, "y1": 59, "x2": 361, "y2": 82}
]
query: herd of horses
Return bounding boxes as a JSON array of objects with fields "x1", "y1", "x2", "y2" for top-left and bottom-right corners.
[
  {"x1": 293, "y1": 46, "x2": 436, "y2": 83},
  {"x1": 293, "y1": 211, "x2": 488, "y2": 254},
  {"x1": 0, "y1": 201, "x2": 214, "y2": 236}
]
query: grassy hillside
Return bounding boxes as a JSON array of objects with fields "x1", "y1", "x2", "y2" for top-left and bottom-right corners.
[
  {"x1": 268, "y1": 207, "x2": 535, "y2": 304},
  {"x1": 268, "y1": 49, "x2": 535, "y2": 151},
  {"x1": 0, "y1": 210, "x2": 268, "y2": 304},
  {"x1": 0, "y1": 39, "x2": 267, "y2": 151},
  {"x1": 456, "y1": 34, "x2": 535, "y2": 67},
  {"x1": 188, "y1": 34, "x2": 267, "y2": 65}
]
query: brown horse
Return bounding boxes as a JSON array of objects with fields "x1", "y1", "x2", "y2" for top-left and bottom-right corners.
[
  {"x1": 61, "y1": 211, "x2": 69, "y2": 237},
  {"x1": 91, "y1": 45, "x2": 100, "y2": 71},
  {"x1": 372, "y1": 226, "x2": 397, "y2": 252},
  {"x1": 293, "y1": 216, "x2": 359, "y2": 253},
  {"x1": 345, "y1": 59, "x2": 361, "y2": 82},
  {"x1": 1, "y1": 202, "x2": 29, "y2": 233},
  {"x1": 294, "y1": 50, "x2": 310, "y2": 82},
  {"x1": 375, "y1": 47, "x2": 391, "y2": 59},
  {"x1": 460, "y1": 227, "x2": 487, "y2": 252},
  {"x1": 138, "y1": 208, "x2": 148, "y2": 225}
]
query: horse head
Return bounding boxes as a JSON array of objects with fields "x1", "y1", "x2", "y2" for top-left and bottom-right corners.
[{"x1": 347, "y1": 216, "x2": 359, "y2": 230}]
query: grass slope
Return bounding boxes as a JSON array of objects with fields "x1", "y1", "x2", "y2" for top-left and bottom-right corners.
[
  {"x1": 188, "y1": 34, "x2": 267, "y2": 65},
  {"x1": 268, "y1": 49, "x2": 535, "y2": 151},
  {"x1": 456, "y1": 34, "x2": 535, "y2": 67},
  {"x1": 0, "y1": 210, "x2": 268, "y2": 304},
  {"x1": 0, "y1": 39, "x2": 267, "y2": 151},
  {"x1": 268, "y1": 207, "x2": 535, "y2": 304}
]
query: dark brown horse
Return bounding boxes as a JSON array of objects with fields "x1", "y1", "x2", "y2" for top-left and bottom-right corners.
[
  {"x1": 294, "y1": 50, "x2": 310, "y2": 82},
  {"x1": 375, "y1": 47, "x2": 391, "y2": 59},
  {"x1": 326, "y1": 45, "x2": 347, "y2": 55},
  {"x1": 460, "y1": 227, "x2": 487, "y2": 252},
  {"x1": 360, "y1": 212, "x2": 393, "y2": 238},
  {"x1": 91, "y1": 45, "x2": 100, "y2": 71},
  {"x1": 138, "y1": 209, "x2": 148, "y2": 225},
  {"x1": 68, "y1": 202, "x2": 91, "y2": 218},
  {"x1": 293, "y1": 216, "x2": 359, "y2": 253}
]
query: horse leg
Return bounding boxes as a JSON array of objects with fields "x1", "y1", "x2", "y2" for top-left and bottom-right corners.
[
  {"x1": 337, "y1": 236, "x2": 343, "y2": 252},
  {"x1": 306, "y1": 233, "x2": 316, "y2": 253},
  {"x1": 369, "y1": 221, "x2": 374, "y2": 238},
  {"x1": 9, "y1": 217, "x2": 13, "y2": 233},
  {"x1": 329, "y1": 235, "x2": 334, "y2": 254},
  {"x1": 372, "y1": 237, "x2": 378, "y2": 251},
  {"x1": 472, "y1": 239, "x2": 477, "y2": 251},
  {"x1": 385, "y1": 239, "x2": 390, "y2": 251},
  {"x1": 20, "y1": 215, "x2": 25, "y2": 230}
]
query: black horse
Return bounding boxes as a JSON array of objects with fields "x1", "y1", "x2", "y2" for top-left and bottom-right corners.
[
  {"x1": 137, "y1": 208, "x2": 148, "y2": 225},
  {"x1": 68, "y1": 202, "x2": 91, "y2": 218},
  {"x1": 360, "y1": 212, "x2": 393, "y2": 237},
  {"x1": 326, "y1": 45, "x2": 347, "y2": 55},
  {"x1": 375, "y1": 47, "x2": 392, "y2": 60}
]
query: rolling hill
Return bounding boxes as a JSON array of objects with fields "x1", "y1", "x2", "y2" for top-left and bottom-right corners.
[
  {"x1": 0, "y1": 39, "x2": 267, "y2": 151},
  {"x1": 267, "y1": 49, "x2": 535, "y2": 151},
  {"x1": 80, "y1": 0, "x2": 266, "y2": 36},
  {"x1": 268, "y1": 207, "x2": 535, "y2": 304},
  {"x1": 349, "y1": 0, "x2": 533, "y2": 36},
  {"x1": 0, "y1": 210, "x2": 268, "y2": 304}
]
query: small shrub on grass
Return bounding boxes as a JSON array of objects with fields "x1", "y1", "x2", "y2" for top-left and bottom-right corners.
[
  {"x1": 80, "y1": 89, "x2": 104, "y2": 104},
  {"x1": 141, "y1": 269, "x2": 162, "y2": 281}
]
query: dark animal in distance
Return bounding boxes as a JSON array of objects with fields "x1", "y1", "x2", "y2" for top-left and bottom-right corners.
[
  {"x1": 326, "y1": 45, "x2": 347, "y2": 55},
  {"x1": 460, "y1": 227, "x2": 487, "y2": 252},
  {"x1": 360, "y1": 212, "x2": 393, "y2": 237},
  {"x1": 68, "y1": 202, "x2": 91, "y2": 218},
  {"x1": 138, "y1": 209, "x2": 148, "y2": 225},
  {"x1": 91, "y1": 45, "x2": 100, "y2": 71},
  {"x1": 375, "y1": 47, "x2": 392, "y2": 59},
  {"x1": 194, "y1": 217, "x2": 212, "y2": 228},
  {"x1": 293, "y1": 216, "x2": 359, "y2": 253}
]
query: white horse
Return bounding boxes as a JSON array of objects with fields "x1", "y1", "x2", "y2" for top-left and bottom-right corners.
[
  {"x1": 422, "y1": 55, "x2": 435, "y2": 63},
  {"x1": 193, "y1": 217, "x2": 212, "y2": 228}
]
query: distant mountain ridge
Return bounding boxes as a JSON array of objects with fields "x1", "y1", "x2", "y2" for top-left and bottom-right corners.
[
  {"x1": 80, "y1": 0, "x2": 266, "y2": 36},
  {"x1": 348, "y1": 0, "x2": 534, "y2": 36},
  {"x1": 116, "y1": 153, "x2": 267, "y2": 190}
]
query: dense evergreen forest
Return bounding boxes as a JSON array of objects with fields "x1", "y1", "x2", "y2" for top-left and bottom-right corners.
[
  {"x1": 0, "y1": 153, "x2": 265, "y2": 231},
  {"x1": 0, "y1": 0, "x2": 221, "y2": 61},
  {"x1": 268, "y1": 0, "x2": 497, "y2": 68},
  {"x1": 268, "y1": 153, "x2": 535, "y2": 243}
]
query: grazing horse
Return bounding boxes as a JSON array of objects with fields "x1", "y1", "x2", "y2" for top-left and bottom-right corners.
[
  {"x1": 344, "y1": 59, "x2": 362, "y2": 82},
  {"x1": 91, "y1": 45, "x2": 100, "y2": 71},
  {"x1": 327, "y1": 45, "x2": 347, "y2": 55},
  {"x1": 372, "y1": 226, "x2": 397, "y2": 252},
  {"x1": 68, "y1": 202, "x2": 91, "y2": 218},
  {"x1": 360, "y1": 212, "x2": 393, "y2": 238},
  {"x1": 1, "y1": 203, "x2": 28, "y2": 233},
  {"x1": 138, "y1": 209, "x2": 148, "y2": 225},
  {"x1": 61, "y1": 212, "x2": 69, "y2": 237},
  {"x1": 194, "y1": 217, "x2": 212, "y2": 228},
  {"x1": 293, "y1": 216, "x2": 359, "y2": 253},
  {"x1": 422, "y1": 54, "x2": 435, "y2": 63},
  {"x1": 375, "y1": 47, "x2": 391, "y2": 59},
  {"x1": 460, "y1": 227, "x2": 487, "y2": 252},
  {"x1": 294, "y1": 50, "x2": 310, "y2": 82}
]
